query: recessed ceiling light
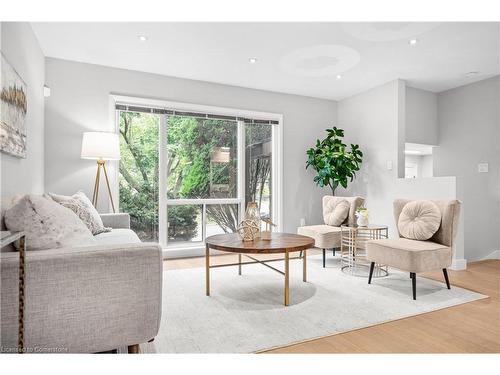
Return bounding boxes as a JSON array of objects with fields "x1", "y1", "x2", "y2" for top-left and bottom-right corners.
[
  {"x1": 408, "y1": 38, "x2": 419, "y2": 46},
  {"x1": 138, "y1": 35, "x2": 148, "y2": 42},
  {"x1": 465, "y1": 71, "x2": 479, "y2": 78},
  {"x1": 336, "y1": 74, "x2": 342, "y2": 79},
  {"x1": 248, "y1": 57, "x2": 257, "y2": 64}
]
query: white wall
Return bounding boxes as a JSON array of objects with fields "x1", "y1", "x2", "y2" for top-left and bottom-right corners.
[
  {"x1": 405, "y1": 154, "x2": 433, "y2": 178},
  {"x1": 44, "y1": 58, "x2": 337, "y2": 233},
  {"x1": 0, "y1": 22, "x2": 45, "y2": 197},
  {"x1": 434, "y1": 76, "x2": 500, "y2": 261},
  {"x1": 405, "y1": 86, "x2": 438, "y2": 145},
  {"x1": 337, "y1": 80, "x2": 403, "y2": 237},
  {"x1": 338, "y1": 80, "x2": 465, "y2": 268},
  {"x1": 405, "y1": 155, "x2": 420, "y2": 178},
  {"x1": 420, "y1": 155, "x2": 433, "y2": 178}
]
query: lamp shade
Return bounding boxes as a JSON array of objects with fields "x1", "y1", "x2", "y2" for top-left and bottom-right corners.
[{"x1": 81, "y1": 132, "x2": 120, "y2": 160}]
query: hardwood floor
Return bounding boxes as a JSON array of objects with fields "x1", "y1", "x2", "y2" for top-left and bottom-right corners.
[{"x1": 164, "y1": 253, "x2": 500, "y2": 353}]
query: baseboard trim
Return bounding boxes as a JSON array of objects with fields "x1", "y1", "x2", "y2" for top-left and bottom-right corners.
[
  {"x1": 450, "y1": 258, "x2": 467, "y2": 271},
  {"x1": 480, "y1": 250, "x2": 500, "y2": 260}
]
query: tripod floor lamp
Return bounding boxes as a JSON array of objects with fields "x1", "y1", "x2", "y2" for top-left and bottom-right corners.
[{"x1": 81, "y1": 132, "x2": 121, "y2": 213}]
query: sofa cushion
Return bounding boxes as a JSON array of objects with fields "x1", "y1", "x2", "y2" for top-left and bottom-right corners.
[
  {"x1": 297, "y1": 225, "x2": 341, "y2": 249},
  {"x1": 4, "y1": 194, "x2": 95, "y2": 251},
  {"x1": 366, "y1": 238, "x2": 451, "y2": 273},
  {"x1": 398, "y1": 200, "x2": 441, "y2": 241},
  {"x1": 94, "y1": 229, "x2": 141, "y2": 246},
  {"x1": 48, "y1": 191, "x2": 111, "y2": 235},
  {"x1": 323, "y1": 199, "x2": 350, "y2": 226}
]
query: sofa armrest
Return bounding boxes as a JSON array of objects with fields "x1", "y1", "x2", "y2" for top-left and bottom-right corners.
[
  {"x1": 100, "y1": 213, "x2": 130, "y2": 229},
  {"x1": 0, "y1": 242, "x2": 162, "y2": 353}
]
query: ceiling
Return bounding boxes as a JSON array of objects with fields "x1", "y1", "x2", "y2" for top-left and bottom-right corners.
[{"x1": 31, "y1": 22, "x2": 500, "y2": 100}]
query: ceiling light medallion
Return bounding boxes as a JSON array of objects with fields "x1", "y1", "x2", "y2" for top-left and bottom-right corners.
[{"x1": 280, "y1": 44, "x2": 360, "y2": 78}]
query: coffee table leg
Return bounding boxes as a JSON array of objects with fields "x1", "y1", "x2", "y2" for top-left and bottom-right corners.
[
  {"x1": 284, "y1": 250, "x2": 290, "y2": 306},
  {"x1": 303, "y1": 249, "x2": 307, "y2": 282},
  {"x1": 205, "y1": 244, "x2": 210, "y2": 296},
  {"x1": 238, "y1": 253, "x2": 242, "y2": 275}
]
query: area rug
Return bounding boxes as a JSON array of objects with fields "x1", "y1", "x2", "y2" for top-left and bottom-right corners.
[{"x1": 143, "y1": 255, "x2": 487, "y2": 353}]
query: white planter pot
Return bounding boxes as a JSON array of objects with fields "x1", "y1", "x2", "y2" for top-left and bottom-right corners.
[{"x1": 356, "y1": 215, "x2": 368, "y2": 227}]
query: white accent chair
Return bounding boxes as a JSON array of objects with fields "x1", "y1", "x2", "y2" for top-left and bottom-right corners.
[
  {"x1": 366, "y1": 199, "x2": 461, "y2": 300},
  {"x1": 297, "y1": 196, "x2": 365, "y2": 267}
]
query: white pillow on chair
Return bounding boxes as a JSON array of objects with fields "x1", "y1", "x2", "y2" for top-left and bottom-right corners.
[
  {"x1": 323, "y1": 199, "x2": 350, "y2": 227},
  {"x1": 398, "y1": 200, "x2": 442, "y2": 241}
]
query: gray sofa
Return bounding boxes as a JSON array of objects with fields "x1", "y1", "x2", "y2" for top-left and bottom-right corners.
[{"x1": 1, "y1": 206, "x2": 163, "y2": 353}]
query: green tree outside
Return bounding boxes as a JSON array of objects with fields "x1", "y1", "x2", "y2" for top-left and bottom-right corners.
[{"x1": 118, "y1": 111, "x2": 272, "y2": 242}]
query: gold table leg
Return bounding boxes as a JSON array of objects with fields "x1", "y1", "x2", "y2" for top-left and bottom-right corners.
[
  {"x1": 205, "y1": 245, "x2": 210, "y2": 296},
  {"x1": 238, "y1": 253, "x2": 242, "y2": 275},
  {"x1": 303, "y1": 249, "x2": 307, "y2": 282},
  {"x1": 284, "y1": 250, "x2": 290, "y2": 306}
]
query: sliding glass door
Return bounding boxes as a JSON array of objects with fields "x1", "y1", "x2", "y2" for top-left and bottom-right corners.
[{"x1": 117, "y1": 104, "x2": 279, "y2": 253}]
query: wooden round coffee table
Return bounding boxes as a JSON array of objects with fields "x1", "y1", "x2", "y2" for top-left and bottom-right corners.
[{"x1": 205, "y1": 232, "x2": 314, "y2": 306}]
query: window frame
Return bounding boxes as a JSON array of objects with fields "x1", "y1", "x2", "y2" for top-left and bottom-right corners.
[{"x1": 112, "y1": 95, "x2": 283, "y2": 258}]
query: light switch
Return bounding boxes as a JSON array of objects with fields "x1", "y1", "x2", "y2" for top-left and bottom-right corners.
[
  {"x1": 386, "y1": 160, "x2": 393, "y2": 170},
  {"x1": 478, "y1": 163, "x2": 489, "y2": 173}
]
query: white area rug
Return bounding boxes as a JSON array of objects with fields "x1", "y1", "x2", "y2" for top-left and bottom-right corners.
[{"x1": 144, "y1": 255, "x2": 487, "y2": 353}]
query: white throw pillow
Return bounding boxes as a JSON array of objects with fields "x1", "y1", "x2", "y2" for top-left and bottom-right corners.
[
  {"x1": 398, "y1": 200, "x2": 442, "y2": 241},
  {"x1": 4, "y1": 194, "x2": 95, "y2": 251},
  {"x1": 323, "y1": 199, "x2": 350, "y2": 226},
  {"x1": 48, "y1": 191, "x2": 111, "y2": 235}
]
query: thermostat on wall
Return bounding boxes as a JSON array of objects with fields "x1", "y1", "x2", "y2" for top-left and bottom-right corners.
[{"x1": 478, "y1": 163, "x2": 489, "y2": 173}]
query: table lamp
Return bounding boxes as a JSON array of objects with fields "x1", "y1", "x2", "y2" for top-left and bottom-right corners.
[{"x1": 81, "y1": 131, "x2": 120, "y2": 212}]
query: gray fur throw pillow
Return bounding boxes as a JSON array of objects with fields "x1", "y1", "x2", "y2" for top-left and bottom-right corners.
[
  {"x1": 48, "y1": 191, "x2": 111, "y2": 235},
  {"x1": 4, "y1": 194, "x2": 96, "y2": 251}
]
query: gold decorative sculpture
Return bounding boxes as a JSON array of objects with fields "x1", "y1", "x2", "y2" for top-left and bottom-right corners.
[
  {"x1": 260, "y1": 218, "x2": 277, "y2": 240},
  {"x1": 237, "y1": 219, "x2": 260, "y2": 241},
  {"x1": 244, "y1": 202, "x2": 261, "y2": 238}
]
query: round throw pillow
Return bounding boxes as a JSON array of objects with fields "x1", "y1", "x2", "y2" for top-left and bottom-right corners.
[
  {"x1": 398, "y1": 200, "x2": 442, "y2": 241},
  {"x1": 323, "y1": 199, "x2": 350, "y2": 227}
]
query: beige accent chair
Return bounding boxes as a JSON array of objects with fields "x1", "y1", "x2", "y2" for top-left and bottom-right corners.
[
  {"x1": 298, "y1": 195, "x2": 365, "y2": 267},
  {"x1": 366, "y1": 199, "x2": 461, "y2": 300}
]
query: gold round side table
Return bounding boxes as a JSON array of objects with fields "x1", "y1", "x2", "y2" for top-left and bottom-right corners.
[{"x1": 340, "y1": 224, "x2": 388, "y2": 277}]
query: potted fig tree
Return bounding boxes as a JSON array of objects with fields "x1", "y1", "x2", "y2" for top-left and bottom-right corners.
[{"x1": 306, "y1": 127, "x2": 363, "y2": 195}]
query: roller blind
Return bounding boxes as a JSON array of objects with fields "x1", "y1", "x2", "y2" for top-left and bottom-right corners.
[{"x1": 115, "y1": 104, "x2": 279, "y2": 125}]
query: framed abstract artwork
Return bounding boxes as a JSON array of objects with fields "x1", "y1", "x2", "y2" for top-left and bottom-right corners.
[{"x1": 1, "y1": 53, "x2": 27, "y2": 158}]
